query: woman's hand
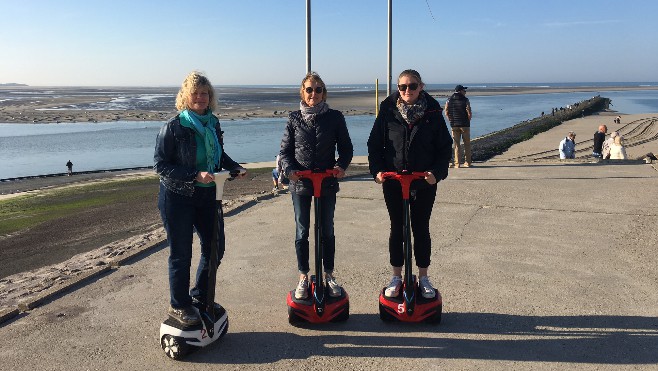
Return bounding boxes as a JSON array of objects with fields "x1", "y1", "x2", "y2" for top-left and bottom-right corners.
[
  {"x1": 425, "y1": 171, "x2": 437, "y2": 185},
  {"x1": 374, "y1": 172, "x2": 384, "y2": 184},
  {"x1": 235, "y1": 167, "x2": 248, "y2": 178},
  {"x1": 289, "y1": 171, "x2": 300, "y2": 182},
  {"x1": 334, "y1": 166, "x2": 346, "y2": 179},
  {"x1": 196, "y1": 171, "x2": 215, "y2": 184}
]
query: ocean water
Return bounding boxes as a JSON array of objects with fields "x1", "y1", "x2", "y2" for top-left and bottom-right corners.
[{"x1": 2, "y1": 88, "x2": 658, "y2": 179}]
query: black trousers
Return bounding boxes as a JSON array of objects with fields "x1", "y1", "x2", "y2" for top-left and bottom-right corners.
[{"x1": 382, "y1": 181, "x2": 437, "y2": 268}]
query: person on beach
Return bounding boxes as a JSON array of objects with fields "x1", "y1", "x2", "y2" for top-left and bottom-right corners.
[
  {"x1": 609, "y1": 135, "x2": 628, "y2": 160},
  {"x1": 602, "y1": 131, "x2": 618, "y2": 159},
  {"x1": 66, "y1": 160, "x2": 73, "y2": 176},
  {"x1": 444, "y1": 84, "x2": 472, "y2": 168},
  {"x1": 559, "y1": 131, "x2": 576, "y2": 159},
  {"x1": 592, "y1": 125, "x2": 607, "y2": 158},
  {"x1": 279, "y1": 71, "x2": 353, "y2": 300},
  {"x1": 367, "y1": 69, "x2": 452, "y2": 299},
  {"x1": 272, "y1": 154, "x2": 289, "y2": 192},
  {"x1": 154, "y1": 71, "x2": 247, "y2": 326}
]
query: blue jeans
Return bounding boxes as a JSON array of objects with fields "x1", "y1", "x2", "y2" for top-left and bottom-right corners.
[
  {"x1": 158, "y1": 184, "x2": 224, "y2": 308},
  {"x1": 291, "y1": 192, "x2": 336, "y2": 274}
]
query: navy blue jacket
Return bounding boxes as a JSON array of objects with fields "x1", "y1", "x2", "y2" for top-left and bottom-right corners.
[{"x1": 279, "y1": 109, "x2": 353, "y2": 196}]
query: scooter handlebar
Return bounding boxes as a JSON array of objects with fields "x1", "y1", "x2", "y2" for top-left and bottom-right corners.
[
  {"x1": 213, "y1": 169, "x2": 246, "y2": 201},
  {"x1": 380, "y1": 171, "x2": 428, "y2": 200},
  {"x1": 294, "y1": 169, "x2": 340, "y2": 198}
]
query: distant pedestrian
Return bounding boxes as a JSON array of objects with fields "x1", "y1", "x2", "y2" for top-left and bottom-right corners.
[
  {"x1": 445, "y1": 85, "x2": 472, "y2": 168},
  {"x1": 66, "y1": 160, "x2": 73, "y2": 176},
  {"x1": 271, "y1": 154, "x2": 289, "y2": 192},
  {"x1": 609, "y1": 135, "x2": 628, "y2": 160},
  {"x1": 602, "y1": 131, "x2": 618, "y2": 159},
  {"x1": 592, "y1": 125, "x2": 607, "y2": 158},
  {"x1": 558, "y1": 131, "x2": 576, "y2": 159}
]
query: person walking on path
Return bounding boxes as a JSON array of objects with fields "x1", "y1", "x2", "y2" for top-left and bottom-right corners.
[
  {"x1": 444, "y1": 84, "x2": 472, "y2": 168},
  {"x1": 272, "y1": 154, "x2": 289, "y2": 192},
  {"x1": 66, "y1": 160, "x2": 73, "y2": 176},
  {"x1": 154, "y1": 71, "x2": 247, "y2": 326},
  {"x1": 558, "y1": 131, "x2": 576, "y2": 159},
  {"x1": 592, "y1": 125, "x2": 607, "y2": 158},
  {"x1": 279, "y1": 71, "x2": 353, "y2": 300},
  {"x1": 367, "y1": 69, "x2": 452, "y2": 299}
]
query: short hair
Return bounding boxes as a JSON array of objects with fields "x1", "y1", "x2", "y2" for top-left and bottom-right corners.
[
  {"x1": 568, "y1": 131, "x2": 576, "y2": 138},
  {"x1": 175, "y1": 71, "x2": 217, "y2": 112},
  {"x1": 299, "y1": 71, "x2": 327, "y2": 102},
  {"x1": 398, "y1": 69, "x2": 424, "y2": 85}
]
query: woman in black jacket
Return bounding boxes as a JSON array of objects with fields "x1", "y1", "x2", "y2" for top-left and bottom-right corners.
[
  {"x1": 367, "y1": 69, "x2": 452, "y2": 300},
  {"x1": 279, "y1": 71, "x2": 353, "y2": 300}
]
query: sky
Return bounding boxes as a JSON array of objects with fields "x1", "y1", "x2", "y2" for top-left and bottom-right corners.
[{"x1": 2, "y1": 0, "x2": 658, "y2": 86}]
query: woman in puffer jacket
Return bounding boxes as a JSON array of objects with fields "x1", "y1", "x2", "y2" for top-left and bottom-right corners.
[
  {"x1": 367, "y1": 69, "x2": 452, "y2": 300},
  {"x1": 279, "y1": 71, "x2": 353, "y2": 300}
]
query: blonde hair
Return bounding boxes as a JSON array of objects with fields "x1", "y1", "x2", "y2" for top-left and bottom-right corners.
[
  {"x1": 299, "y1": 71, "x2": 327, "y2": 101},
  {"x1": 175, "y1": 71, "x2": 217, "y2": 112},
  {"x1": 614, "y1": 135, "x2": 623, "y2": 145}
]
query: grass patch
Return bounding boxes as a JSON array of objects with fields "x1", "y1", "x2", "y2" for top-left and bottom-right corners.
[{"x1": 0, "y1": 176, "x2": 159, "y2": 236}]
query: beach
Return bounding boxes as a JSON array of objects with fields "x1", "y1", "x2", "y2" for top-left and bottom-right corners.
[{"x1": 1, "y1": 84, "x2": 656, "y2": 124}]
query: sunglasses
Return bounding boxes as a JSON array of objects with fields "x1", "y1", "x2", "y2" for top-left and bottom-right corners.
[
  {"x1": 304, "y1": 86, "x2": 325, "y2": 94},
  {"x1": 398, "y1": 83, "x2": 419, "y2": 91}
]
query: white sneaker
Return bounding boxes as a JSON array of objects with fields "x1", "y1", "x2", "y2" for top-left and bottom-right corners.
[
  {"x1": 419, "y1": 276, "x2": 436, "y2": 299},
  {"x1": 325, "y1": 274, "x2": 342, "y2": 297},
  {"x1": 384, "y1": 276, "x2": 402, "y2": 297},
  {"x1": 295, "y1": 277, "x2": 309, "y2": 299}
]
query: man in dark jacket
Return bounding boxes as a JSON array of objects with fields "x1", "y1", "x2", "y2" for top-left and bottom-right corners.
[
  {"x1": 444, "y1": 85, "x2": 472, "y2": 167},
  {"x1": 592, "y1": 124, "x2": 607, "y2": 158}
]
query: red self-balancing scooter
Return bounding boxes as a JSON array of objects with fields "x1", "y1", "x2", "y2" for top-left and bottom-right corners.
[
  {"x1": 378, "y1": 171, "x2": 442, "y2": 323},
  {"x1": 160, "y1": 169, "x2": 244, "y2": 359},
  {"x1": 286, "y1": 169, "x2": 350, "y2": 324}
]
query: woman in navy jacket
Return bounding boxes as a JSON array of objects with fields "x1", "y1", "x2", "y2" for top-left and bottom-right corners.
[
  {"x1": 367, "y1": 69, "x2": 452, "y2": 300},
  {"x1": 279, "y1": 71, "x2": 353, "y2": 300}
]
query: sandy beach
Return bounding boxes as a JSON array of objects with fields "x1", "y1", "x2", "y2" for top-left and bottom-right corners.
[{"x1": 1, "y1": 85, "x2": 656, "y2": 124}]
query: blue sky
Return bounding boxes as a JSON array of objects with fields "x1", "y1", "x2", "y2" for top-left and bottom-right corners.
[{"x1": 2, "y1": 0, "x2": 657, "y2": 86}]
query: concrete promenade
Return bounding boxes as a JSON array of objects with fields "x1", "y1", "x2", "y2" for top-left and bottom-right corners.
[{"x1": 1, "y1": 114, "x2": 657, "y2": 370}]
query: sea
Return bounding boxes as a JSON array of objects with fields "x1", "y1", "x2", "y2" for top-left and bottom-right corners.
[{"x1": 2, "y1": 83, "x2": 658, "y2": 180}]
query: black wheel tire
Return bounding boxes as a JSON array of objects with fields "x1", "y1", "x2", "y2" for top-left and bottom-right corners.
[
  {"x1": 288, "y1": 306, "x2": 303, "y2": 325},
  {"x1": 331, "y1": 302, "x2": 350, "y2": 322},
  {"x1": 161, "y1": 334, "x2": 187, "y2": 360},
  {"x1": 379, "y1": 303, "x2": 396, "y2": 322},
  {"x1": 426, "y1": 305, "x2": 442, "y2": 325}
]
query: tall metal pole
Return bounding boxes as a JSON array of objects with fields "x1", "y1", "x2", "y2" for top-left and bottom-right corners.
[
  {"x1": 306, "y1": 0, "x2": 312, "y2": 73},
  {"x1": 387, "y1": 0, "x2": 392, "y2": 96}
]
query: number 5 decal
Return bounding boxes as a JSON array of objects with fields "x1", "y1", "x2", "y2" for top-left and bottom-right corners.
[{"x1": 397, "y1": 303, "x2": 404, "y2": 314}]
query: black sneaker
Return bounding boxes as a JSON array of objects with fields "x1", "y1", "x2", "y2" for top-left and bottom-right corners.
[{"x1": 168, "y1": 306, "x2": 201, "y2": 326}]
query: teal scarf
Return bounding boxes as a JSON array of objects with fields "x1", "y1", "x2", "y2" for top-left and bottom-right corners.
[{"x1": 179, "y1": 109, "x2": 222, "y2": 173}]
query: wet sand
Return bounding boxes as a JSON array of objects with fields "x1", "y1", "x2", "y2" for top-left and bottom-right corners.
[{"x1": 1, "y1": 85, "x2": 655, "y2": 124}]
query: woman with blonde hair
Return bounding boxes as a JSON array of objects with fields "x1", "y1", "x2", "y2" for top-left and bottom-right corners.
[
  {"x1": 609, "y1": 135, "x2": 628, "y2": 160},
  {"x1": 154, "y1": 71, "x2": 247, "y2": 325}
]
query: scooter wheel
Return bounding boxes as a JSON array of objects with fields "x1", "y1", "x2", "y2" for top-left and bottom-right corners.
[
  {"x1": 425, "y1": 305, "x2": 442, "y2": 325},
  {"x1": 379, "y1": 303, "x2": 396, "y2": 322},
  {"x1": 331, "y1": 302, "x2": 349, "y2": 322},
  {"x1": 161, "y1": 334, "x2": 187, "y2": 360},
  {"x1": 288, "y1": 306, "x2": 303, "y2": 325}
]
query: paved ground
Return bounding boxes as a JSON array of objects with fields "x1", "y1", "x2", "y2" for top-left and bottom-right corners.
[{"x1": 1, "y1": 114, "x2": 657, "y2": 370}]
